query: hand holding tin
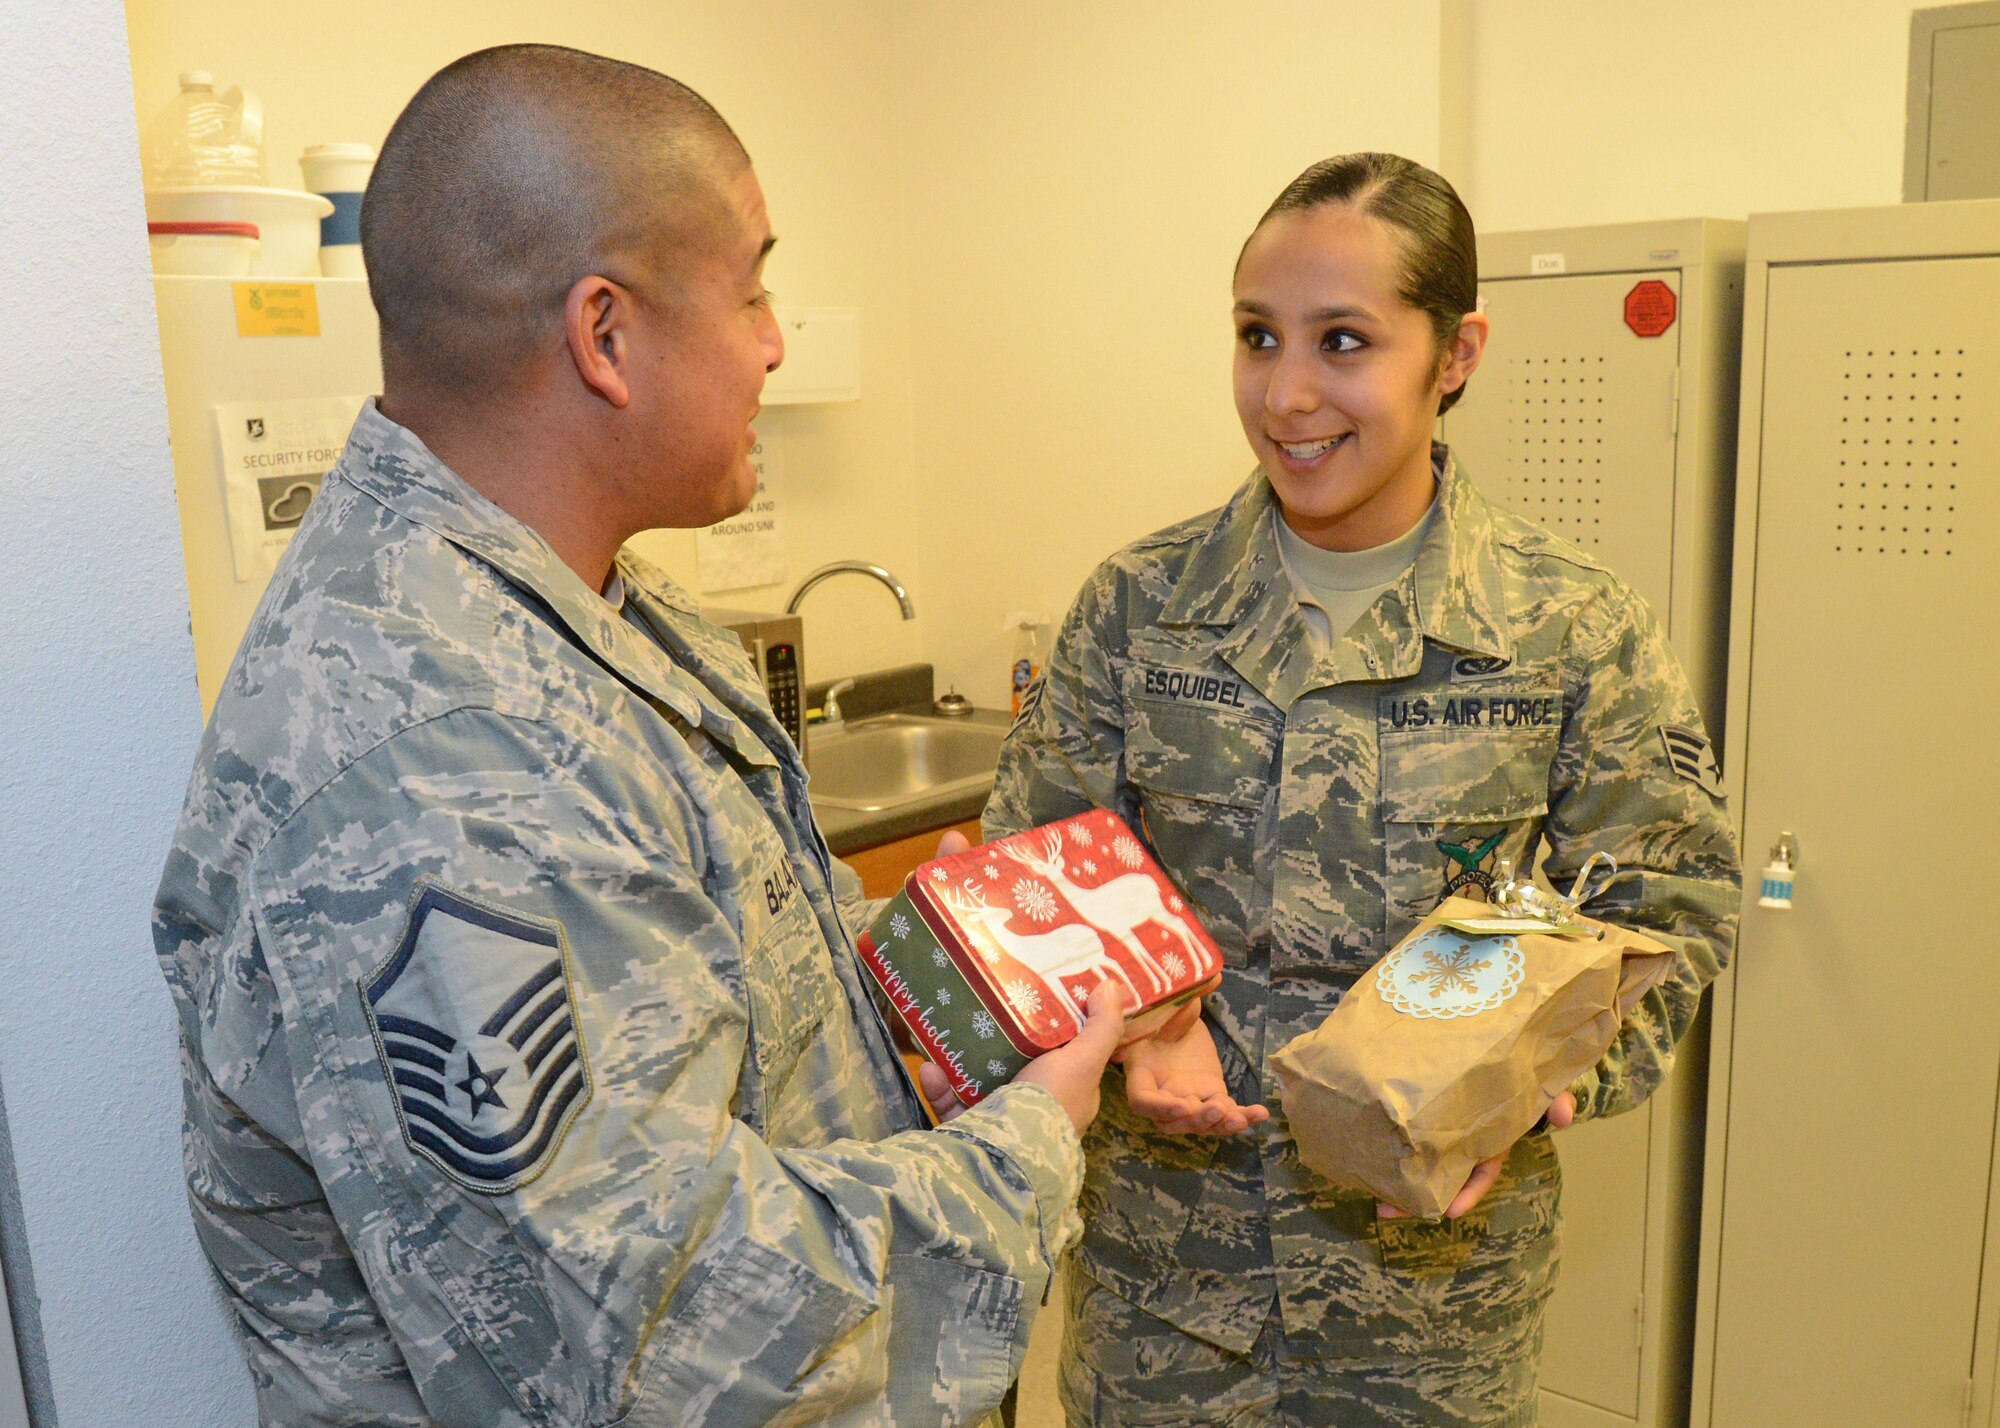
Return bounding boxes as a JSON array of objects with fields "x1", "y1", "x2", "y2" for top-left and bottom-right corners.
[{"x1": 1015, "y1": 981, "x2": 1132, "y2": 1135}]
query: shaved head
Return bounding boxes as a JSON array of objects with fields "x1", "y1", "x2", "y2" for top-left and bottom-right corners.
[{"x1": 363, "y1": 45, "x2": 749, "y2": 395}]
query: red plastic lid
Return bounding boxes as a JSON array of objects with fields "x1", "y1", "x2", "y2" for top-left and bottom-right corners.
[{"x1": 147, "y1": 221, "x2": 260, "y2": 239}]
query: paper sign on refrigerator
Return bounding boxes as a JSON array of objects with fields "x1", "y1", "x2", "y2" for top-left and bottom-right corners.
[{"x1": 212, "y1": 396, "x2": 366, "y2": 583}]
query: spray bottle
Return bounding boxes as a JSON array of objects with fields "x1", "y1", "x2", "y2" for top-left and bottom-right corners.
[{"x1": 1004, "y1": 612, "x2": 1049, "y2": 718}]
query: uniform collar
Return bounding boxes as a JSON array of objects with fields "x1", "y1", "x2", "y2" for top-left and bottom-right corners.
[
  {"x1": 337, "y1": 401, "x2": 773, "y2": 767},
  {"x1": 1157, "y1": 446, "x2": 1511, "y2": 708}
]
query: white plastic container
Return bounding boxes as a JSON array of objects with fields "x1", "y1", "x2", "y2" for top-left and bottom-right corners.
[
  {"x1": 299, "y1": 143, "x2": 375, "y2": 279},
  {"x1": 143, "y1": 186, "x2": 333, "y2": 277},
  {"x1": 147, "y1": 221, "x2": 258, "y2": 276}
]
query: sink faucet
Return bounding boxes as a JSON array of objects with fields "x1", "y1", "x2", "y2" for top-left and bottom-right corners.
[
  {"x1": 818, "y1": 677, "x2": 857, "y2": 727},
  {"x1": 785, "y1": 561, "x2": 916, "y2": 620},
  {"x1": 789, "y1": 563, "x2": 914, "y2": 732}
]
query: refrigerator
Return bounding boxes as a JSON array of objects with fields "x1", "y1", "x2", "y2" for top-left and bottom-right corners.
[{"x1": 150, "y1": 274, "x2": 381, "y2": 713}]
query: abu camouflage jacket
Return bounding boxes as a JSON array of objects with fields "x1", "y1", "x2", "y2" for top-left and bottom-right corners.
[
  {"x1": 155, "y1": 402, "x2": 1080, "y2": 1427},
  {"x1": 987, "y1": 450, "x2": 1739, "y2": 1359}
]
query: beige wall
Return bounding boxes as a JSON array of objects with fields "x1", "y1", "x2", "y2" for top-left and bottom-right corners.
[
  {"x1": 4, "y1": 0, "x2": 251, "y2": 1418},
  {"x1": 1452, "y1": 0, "x2": 1921, "y2": 232},
  {"x1": 894, "y1": 2, "x2": 1443, "y2": 705},
  {"x1": 129, "y1": 0, "x2": 1931, "y2": 704},
  {"x1": 124, "y1": 0, "x2": 932, "y2": 684},
  {"x1": 125, "y1": 1, "x2": 1447, "y2": 701}
]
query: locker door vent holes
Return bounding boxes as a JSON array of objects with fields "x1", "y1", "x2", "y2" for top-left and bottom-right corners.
[
  {"x1": 1493, "y1": 355, "x2": 1607, "y2": 549},
  {"x1": 1834, "y1": 348, "x2": 1964, "y2": 557}
]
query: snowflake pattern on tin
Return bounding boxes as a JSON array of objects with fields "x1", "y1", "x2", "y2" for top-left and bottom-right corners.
[
  {"x1": 1080, "y1": 858, "x2": 1098, "y2": 876},
  {"x1": 1071, "y1": 824, "x2": 1094, "y2": 848},
  {"x1": 1004, "y1": 979, "x2": 1043, "y2": 1019},
  {"x1": 982, "y1": 862, "x2": 1001, "y2": 881},
  {"x1": 987, "y1": 1059, "x2": 1009, "y2": 1078},
  {"x1": 928, "y1": 866, "x2": 950, "y2": 883},
  {"x1": 931, "y1": 947, "x2": 950, "y2": 968},
  {"x1": 935, "y1": 987, "x2": 952, "y2": 1006},
  {"x1": 1112, "y1": 834, "x2": 1144, "y2": 869},
  {"x1": 1377, "y1": 929, "x2": 1525, "y2": 1020},
  {"x1": 1161, "y1": 950, "x2": 1187, "y2": 981},
  {"x1": 1168, "y1": 894, "x2": 1184, "y2": 914},
  {"x1": 889, "y1": 912, "x2": 911, "y2": 939},
  {"x1": 971, "y1": 1009, "x2": 997, "y2": 1039},
  {"x1": 1013, "y1": 880, "x2": 1059, "y2": 924}
]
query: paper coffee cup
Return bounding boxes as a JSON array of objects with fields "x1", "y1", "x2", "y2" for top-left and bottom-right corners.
[{"x1": 300, "y1": 143, "x2": 375, "y2": 275}]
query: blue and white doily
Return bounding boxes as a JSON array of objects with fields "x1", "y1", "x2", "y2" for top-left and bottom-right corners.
[{"x1": 1377, "y1": 928, "x2": 1524, "y2": 1019}]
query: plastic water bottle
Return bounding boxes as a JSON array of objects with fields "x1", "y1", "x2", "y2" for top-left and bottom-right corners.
[{"x1": 141, "y1": 72, "x2": 265, "y2": 187}]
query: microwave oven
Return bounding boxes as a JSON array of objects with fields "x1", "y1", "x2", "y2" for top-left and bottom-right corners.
[{"x1": 704, "y1": 606, "x2": 806, "y2": 751}]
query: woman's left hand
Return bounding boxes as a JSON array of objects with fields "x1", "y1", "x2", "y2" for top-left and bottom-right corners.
[
  {"x1": 1123, "y1": 1017, "x2": 1270, "y2": 1137},
  {"x1": 1377, "y1": 1091, "x2": 1576, "y2": 1220}
]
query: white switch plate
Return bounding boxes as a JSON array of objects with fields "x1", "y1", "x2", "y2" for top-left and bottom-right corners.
[{"x1": 765, "y1": 306, "x2": 860, "y2": 404}]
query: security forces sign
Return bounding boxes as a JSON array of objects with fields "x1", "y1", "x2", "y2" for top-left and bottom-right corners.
[{"x1": 364, "y1": 882, "x2": 593, "y2": 1194}]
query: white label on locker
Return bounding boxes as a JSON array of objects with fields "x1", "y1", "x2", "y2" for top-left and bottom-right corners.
[{"x1": 1531, "y1": 252, "x2": 1566, "y2": 275}]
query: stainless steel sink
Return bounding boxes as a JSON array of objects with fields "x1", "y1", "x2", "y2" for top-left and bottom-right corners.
[{"x1": 807, "y1": 713, "x2": 1006, "y2": 813}]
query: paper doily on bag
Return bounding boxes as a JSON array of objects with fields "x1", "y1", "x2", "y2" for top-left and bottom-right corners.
[{"x1": 1378, "y1": 929, "x2": 1524, "y2": 1019}]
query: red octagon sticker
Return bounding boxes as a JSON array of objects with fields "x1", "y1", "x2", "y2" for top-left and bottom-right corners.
[{"x1": 1624, "y1": 280, "x2": 1677, "y2": 337}]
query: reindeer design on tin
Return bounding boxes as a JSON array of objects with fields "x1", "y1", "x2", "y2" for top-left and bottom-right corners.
[
  {"x1": 935, "y1": 878, "x2": 1142, "y2": 1022},
  {"x1": 1000, "y1": 827, "x2": 1211, "y2": 992}
]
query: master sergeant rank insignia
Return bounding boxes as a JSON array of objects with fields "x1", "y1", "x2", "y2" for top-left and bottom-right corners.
[{"x1": 364, "y1": 881, "x2": 593, "y2": 1195}]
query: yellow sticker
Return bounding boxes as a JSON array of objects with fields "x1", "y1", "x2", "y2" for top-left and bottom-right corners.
[{"x1": 231, "y1": 283, "x2": 321, "y2": 338}]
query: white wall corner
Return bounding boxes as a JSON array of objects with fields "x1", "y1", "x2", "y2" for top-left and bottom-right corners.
[{"x1": 0, "y1": 0, "x2": 254, "y2": 1421}]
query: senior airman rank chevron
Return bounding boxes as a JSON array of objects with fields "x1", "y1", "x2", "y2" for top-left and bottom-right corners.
[
  {"x1": 364, "y1": 882, "x2": 593, "y2": 1194},
  {"x1": 1658, "y1": 723, "x2": 1726, "y2": 800}
]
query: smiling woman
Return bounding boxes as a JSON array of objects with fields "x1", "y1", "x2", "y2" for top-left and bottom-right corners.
[
  {"x1": 984, "y1": 151, "x2": 1740, "y2": 1427},
  {"x1": 1232, "y1": 153, "x2": 1486, "y2": 552}
]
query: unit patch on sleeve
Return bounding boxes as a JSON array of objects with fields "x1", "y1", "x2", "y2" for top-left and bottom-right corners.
[
  {"x1": 363, "y1": 881, "x2": 593, "y2": 1195},
  {"x1": 1659, "y1": 723, "x2": 1726, "y2": 799}
]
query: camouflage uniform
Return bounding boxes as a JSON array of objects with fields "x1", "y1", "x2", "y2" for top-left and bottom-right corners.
[
  {"x1": 987, "y1": 450, "x2": 1740, "y2": 1427},
  {"x1": 154, "y1": 402, "x2": 1082, "y2": 1428}
]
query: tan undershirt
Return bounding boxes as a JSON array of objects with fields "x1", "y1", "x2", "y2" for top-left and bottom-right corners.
[{"x1": 1275, "y1": 499, "x2": 1437, "y2": 650}]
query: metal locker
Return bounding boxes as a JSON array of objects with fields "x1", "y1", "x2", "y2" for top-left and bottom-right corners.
[
  {"x1": 1692, "y1": 198, "x2": 2000, "y2": 1428},
  {"x1": 1440, "y1": 218, "x2": 1746, "y2": 1428}
]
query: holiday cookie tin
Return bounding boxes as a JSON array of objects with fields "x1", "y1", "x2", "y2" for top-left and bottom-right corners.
[{"x1": 855, "y1": 809, "x2": 1223, "y2": 1105}]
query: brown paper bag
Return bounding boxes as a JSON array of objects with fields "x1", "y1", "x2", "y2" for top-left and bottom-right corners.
[{"x1": 1272, "y1": 895, "x2": 1678, "y2": 1220}]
